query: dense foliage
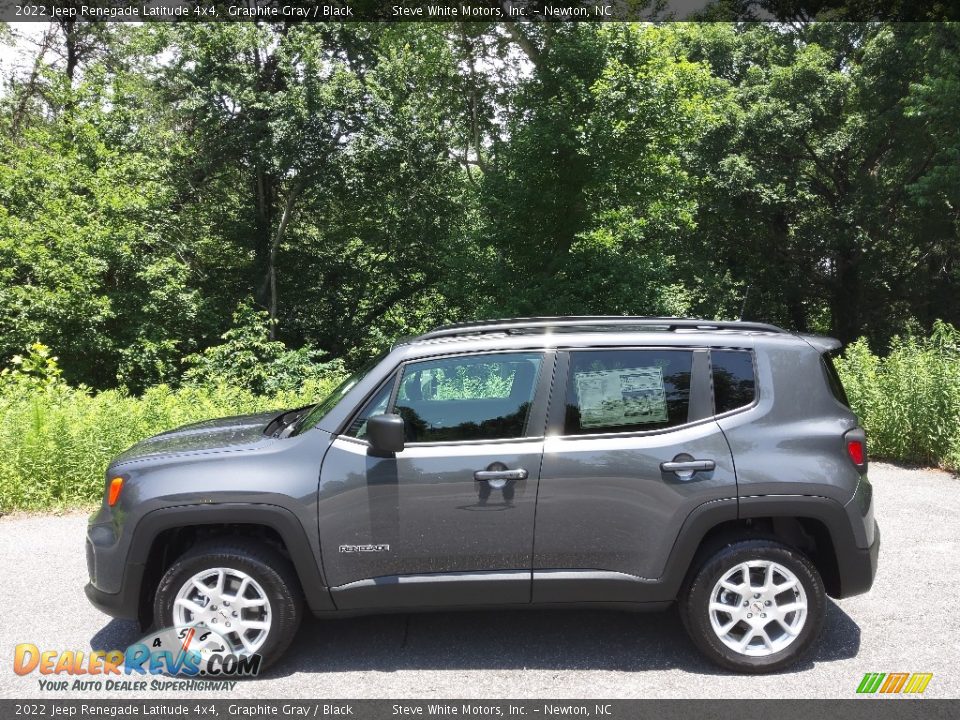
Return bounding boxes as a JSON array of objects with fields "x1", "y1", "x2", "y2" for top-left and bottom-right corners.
[
  {"x1": 1, "y1": 22, "x2": 958, "y2": 390},
  {"x1": 0, "y1": 21, "x2": 958, "y2": 509},
  {"x1": 0, "y1": 343, "x2": 343, "y2": 510},
  {"x1": 837, "y1": 322, "x2": 960, "y2": 471}
]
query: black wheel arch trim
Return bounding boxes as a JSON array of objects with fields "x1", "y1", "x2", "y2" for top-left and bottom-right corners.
[
  {"x1": 737, "y1": 494, "x2": 878, "y2": 598},
  {"x1": 93, "y1": 503, "x2": 335, "y2": 622},
  {"x1": 654, "y1": 498, "x2": 739, "y2": 601},
  {"x1": 659, "y1": 494, "x2": 878, "y2": 601}
]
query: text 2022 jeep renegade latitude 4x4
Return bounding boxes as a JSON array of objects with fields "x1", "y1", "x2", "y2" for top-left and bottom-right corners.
[{"x1": 85, "y1": 317, "x2": 879, "y2": 673}]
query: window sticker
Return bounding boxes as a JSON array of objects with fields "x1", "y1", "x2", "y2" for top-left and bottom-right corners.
[{"x1": 575, "y1": 366, "x2": 668, "y2": 428}]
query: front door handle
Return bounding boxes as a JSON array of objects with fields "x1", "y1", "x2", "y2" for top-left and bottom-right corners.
[
  {"x1": 660, "y1": 458, "x2": 715, "y2": 480},
  {"x1": 474, "y1": 468, "x2": 528, "y2": 482}
]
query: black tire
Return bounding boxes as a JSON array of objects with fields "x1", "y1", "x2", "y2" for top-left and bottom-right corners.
[
  {"x1": 154, "y1": 538, "x2": 303, "y2": 670},
  {"x1": 680, "y1": 539, "x2": 826, "y2": 673}
]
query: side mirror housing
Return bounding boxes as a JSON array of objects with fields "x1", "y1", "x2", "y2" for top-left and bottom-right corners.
[{"x1": 367, "y1": 413, "x2": 405, "y2": 455}]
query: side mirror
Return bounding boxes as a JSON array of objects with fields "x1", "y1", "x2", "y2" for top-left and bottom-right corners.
[{"x1": 367, "y1": 413, "x2": 405, "y2": 455}]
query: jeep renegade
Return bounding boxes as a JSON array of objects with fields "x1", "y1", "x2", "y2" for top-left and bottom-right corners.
[{"x1": 85, "y1": 317, "x2": 879, "y2": 673}]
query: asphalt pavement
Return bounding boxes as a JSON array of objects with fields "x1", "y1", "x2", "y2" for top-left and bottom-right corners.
[{"x1": 1, "y1": 462, "x2": 956, "y2": 699}]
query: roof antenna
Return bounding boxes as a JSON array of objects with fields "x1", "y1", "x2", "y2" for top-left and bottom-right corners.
[{"x1": 738, "y1": 284, "x2": 751, "y2": 321}]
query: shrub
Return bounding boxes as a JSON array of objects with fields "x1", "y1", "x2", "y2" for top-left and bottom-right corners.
[
  {"x1": 835, "y1": 320, "x2": 960, "y2": 471},
  {"x1": 0, "y1": 342, "x2": 63, "y2": 390},
  {"x1": 0, "y1": 346, "x2": 344, "y2": 511},
  {"x1": 182, "y1": 300, "x2": 343, "y2": 395}
]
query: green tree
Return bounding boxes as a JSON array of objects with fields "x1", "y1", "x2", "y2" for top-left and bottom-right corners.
[
  {"x1": 0, "y1": 20, "x2": 958, "y2": 393},
  {"x1": 182, "y1": 300, "x2": 341, "y2": 395},
  {"x1": 161, "y1": 23, "x2": 371, "y2": 333},
  {"x1": 475, "y1": 24, "x2": 735, "y2": 316},
  {"x1": 686, "y1": 23, "x2": 960, "y2": 343}
]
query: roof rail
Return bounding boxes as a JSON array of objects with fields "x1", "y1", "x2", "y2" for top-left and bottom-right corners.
[{"x1": 416, "y1": 316, "x2": 786, "y2": 340}]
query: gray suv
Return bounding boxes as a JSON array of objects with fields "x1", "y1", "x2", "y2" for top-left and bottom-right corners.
[{"x1": 85, "y1": 317, "x2": 879, "y2": 673}]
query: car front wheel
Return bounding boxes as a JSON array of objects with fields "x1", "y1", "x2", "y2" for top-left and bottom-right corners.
[
  {"x1": 680, "y1": 539, "x2": 826, "y2": 673},
  {"x1": 153, "y1": 539, "x2": 303, "y2": 670}
]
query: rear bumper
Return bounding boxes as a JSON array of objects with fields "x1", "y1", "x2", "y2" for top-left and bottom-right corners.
[{"x1": 836, "y1": 521, "x2": 880, "y2": 598}]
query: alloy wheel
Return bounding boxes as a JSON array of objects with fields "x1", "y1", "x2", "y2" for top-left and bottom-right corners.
[
  {"x1": 707, "y1": 560, "x2": 808, "y2": 657},
  {"x1": 172, "y1": 567, "x2": 272, "y2": 656}
]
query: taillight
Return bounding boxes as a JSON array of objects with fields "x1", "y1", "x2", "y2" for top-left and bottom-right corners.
[
  {"x1": 107, "y1": 477, "x2": 124, "y2": 506},
  {"x1": 843, "y1": 428, "x2": 867, "y2": 472},
  {"x1": 847, "y1": 440, "x2": 865, "y2": 465}
]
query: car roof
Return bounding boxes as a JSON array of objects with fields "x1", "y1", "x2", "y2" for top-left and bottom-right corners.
[
  {"x1": 393, "y1": 316, "x2": 826, "y2": 358},
  {"x1": 414, "y1": 316, "x2": 786, "y2": 338}
]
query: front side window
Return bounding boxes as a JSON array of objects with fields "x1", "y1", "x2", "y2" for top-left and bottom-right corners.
[
  {"x1": 564, "y1": 349, "x2": 693, "y2": 435},
  {"x1": 712, "y1": 350, "x2": 756, "y2": 414},
  {"x1": 344, "y1": 377, "x2": 394, "y2": 439},
  {"x1": 395, "y1": 353, "x2": 543, "y2": 443},
  {"x1": 293, "y1": 351, "x2": 388, "y2": 435}
]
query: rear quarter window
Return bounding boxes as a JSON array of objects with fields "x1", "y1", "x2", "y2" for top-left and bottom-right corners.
[
  {"x1": 711, "y1": 350, "x2": 756, "y2": 414},
  {"x1": 821, "y1": 353, "x2": 850, "y2": 407}
]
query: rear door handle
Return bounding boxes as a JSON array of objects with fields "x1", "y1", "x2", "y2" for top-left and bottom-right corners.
[
  {"x1": 474, "y1": 469, "x2": 528, "y2": 482},
  {"x1": 660, "y1": 459, "x2": 715, "y2": 480}
]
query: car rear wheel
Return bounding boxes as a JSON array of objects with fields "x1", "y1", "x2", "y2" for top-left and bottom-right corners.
[
  {"x1": 154, "y1": 539, "x2": 303, "y2": 670},
  {"x1": 680, "y1": 539, "x2": 826, "y2": 673}
]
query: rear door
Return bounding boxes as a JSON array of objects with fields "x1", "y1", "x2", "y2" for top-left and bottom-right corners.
[
  {"x1": 318, "y1": 351, "x2": 552, "y2": 609},
  {"x1": 532, "y1": 347, "x2": 737, "y2": 602}
]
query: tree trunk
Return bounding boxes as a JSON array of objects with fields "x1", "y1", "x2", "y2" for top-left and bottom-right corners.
[
  {"x1": 10, "y1": 28, "x2": 55, "y2": 137},
  {"x1": 252, "y1": 167, "x2": 273, "y2": 313},
  {"x1": 831, "y1": 248, "x2": 861, "y2": 345},
  {"x1": 263, "y1": 179, "x2": 305, "y2": 339},
  {"x1": 63, "y1": 20, "x2": 78, "y2": 83},
  {"x1": 787, "y1": 297, "x2": 809, "y2": 334}
]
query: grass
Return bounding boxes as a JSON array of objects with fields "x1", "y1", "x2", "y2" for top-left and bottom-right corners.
[{"x1": 0, "y1": 378, "x2": 340, "y2": 512}]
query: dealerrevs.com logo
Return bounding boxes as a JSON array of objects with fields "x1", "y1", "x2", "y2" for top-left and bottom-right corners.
[
  {"x1": 13, "y1": 626, "x2": 260, "y2": 692},
  {"x1": 856, "y1": 672, "x2": 934, "y2": 695}
]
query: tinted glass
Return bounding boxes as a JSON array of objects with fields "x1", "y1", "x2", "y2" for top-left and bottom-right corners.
[
  {"x1": 345, "y1": 378, "x2": 394, "y2": 439},
  {"x1": 565, "y1": 350, "x2": 693, "y2": 435},
  {"x1": 293, "y1": 351, "x2": 387, "y2": 435},
  {"x1": 395, "y1": 353, "x2": 542, "y2": 442},
  {"x1": 712, "y1": 350, "x2": 756, "y2": 414},
  {"x1": 821, "y1": 353, "x2": 850, "y2": 407}
]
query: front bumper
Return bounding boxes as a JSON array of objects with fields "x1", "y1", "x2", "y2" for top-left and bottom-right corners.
[
  {"x1": 84, "y1": 574, "x2": 142, "y2": 621},
  {"x1": 85, "y1": 514, "x2": 144, "y2": 621}
]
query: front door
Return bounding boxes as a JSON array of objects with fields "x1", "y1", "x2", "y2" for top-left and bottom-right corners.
[
  {"x1": 318, "y1": 351, "x2": 551, "y2": 610},
  {"x1": 532, "y1": 347, "x2": 737, "y2": 603}
]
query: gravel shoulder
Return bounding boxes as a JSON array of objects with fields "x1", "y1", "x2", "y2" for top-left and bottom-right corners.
[{"x1": 1, "y1": 462, "x2": 957, "y2": 699}]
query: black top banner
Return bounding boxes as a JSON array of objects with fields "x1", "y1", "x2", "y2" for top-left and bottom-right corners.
[{"x1": 1, "y1": 0, "x2": 957, "y2": 22}]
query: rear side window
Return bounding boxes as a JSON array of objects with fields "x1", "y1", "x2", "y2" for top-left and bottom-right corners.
[
  {"x1": 395, "y1": 352, "x2": 543, "y2": 443},
  {"x1": 712, "y1": 350, "x2": 756, "y2": 414},
  {"x1": 821, "y1": 353, "x2": 850, "y2": 407},
  {"x1": 564, "y1": 349, "x2": 693, "y2": 435}
]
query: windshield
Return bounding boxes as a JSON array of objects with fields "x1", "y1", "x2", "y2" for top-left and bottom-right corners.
[{"x1": 293, "y1": 352, "x2": 387, "y2": 435}]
